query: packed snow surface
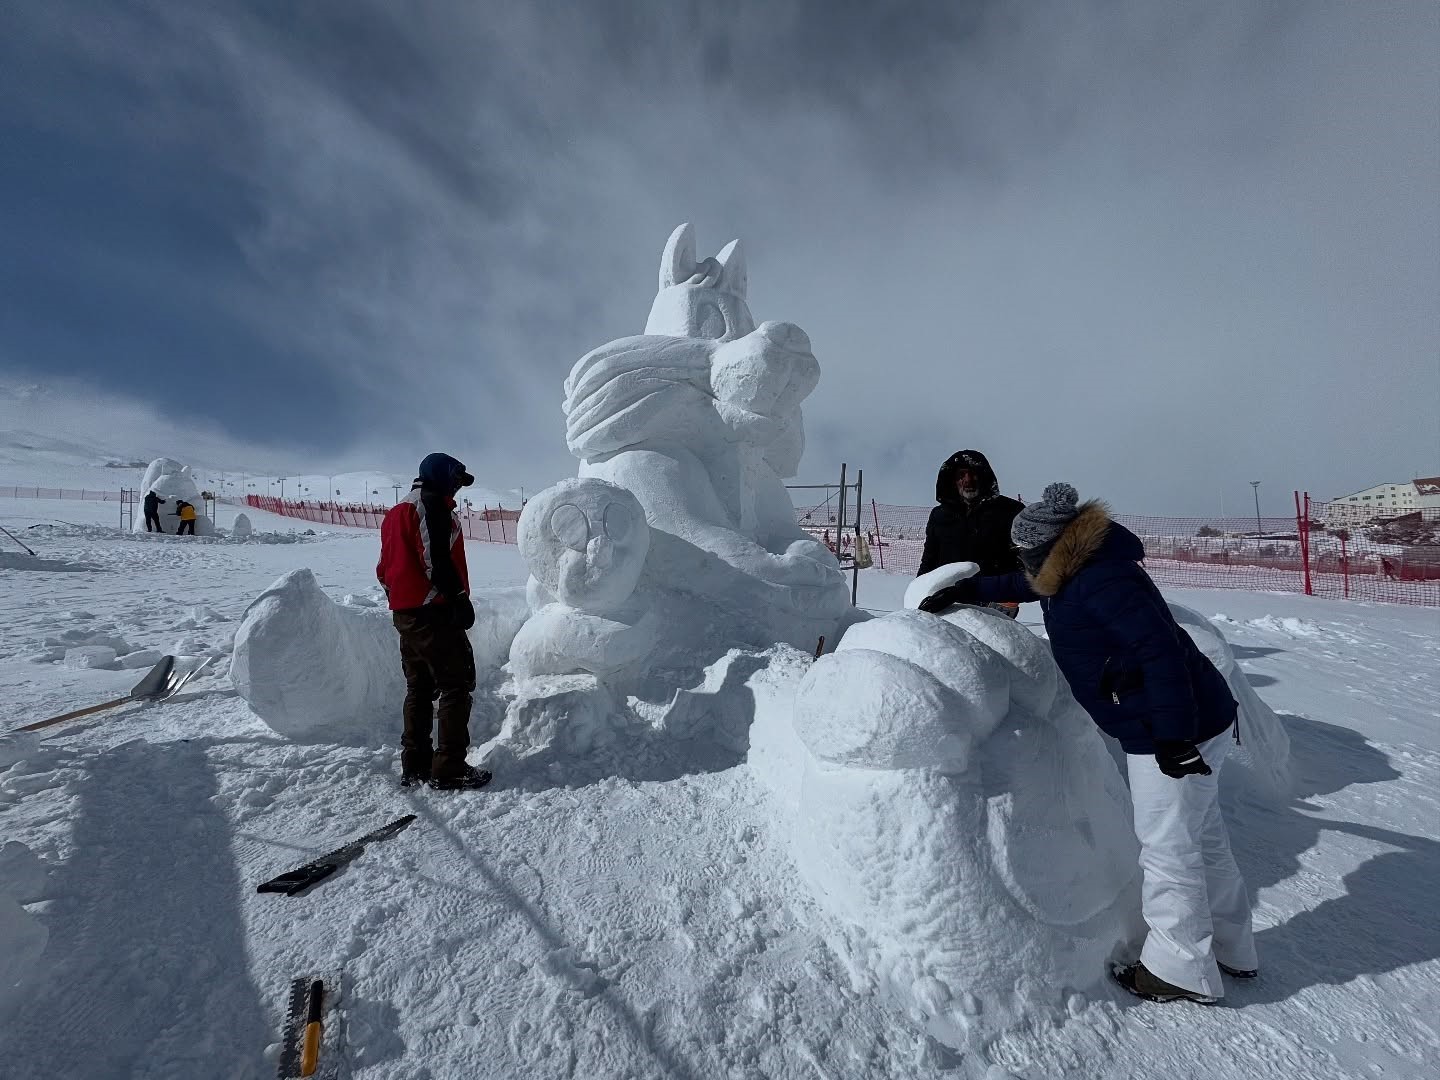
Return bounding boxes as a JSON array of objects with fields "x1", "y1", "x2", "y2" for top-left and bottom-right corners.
[{"x1": 2, "y1": 494, "x2": 1437, "y2": 1078}]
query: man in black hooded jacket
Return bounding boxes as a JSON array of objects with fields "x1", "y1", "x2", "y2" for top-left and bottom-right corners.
[{"x1": 917, "y1": 449, "x2": 1024, "y2": 584}]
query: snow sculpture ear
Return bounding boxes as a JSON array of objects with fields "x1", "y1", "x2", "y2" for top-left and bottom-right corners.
[
  {"x1": 715, "y1": 239, "x2": 746, "y2": 299},
  {"x1": 659, "y1": 223, "x2": 697, "y2": 291}
]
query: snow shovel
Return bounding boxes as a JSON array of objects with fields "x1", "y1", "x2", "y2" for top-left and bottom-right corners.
[{"x1": 13, "y1": 655, "x2": 205, "y2": 733}]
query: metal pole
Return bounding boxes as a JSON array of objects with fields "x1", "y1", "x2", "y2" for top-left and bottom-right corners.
[
  {"x1": 837, "y1": 463, "x2": 847, "y2": 544},
  {"x1": 851, "y1": 469, "x2": 863, "y2": 606},
  {"x1": 1250, "y1": 481, "x2": 1262, "y2": 537},
  {"x1": 871, "y1": 499, "x2": 885, "y2": 570}
]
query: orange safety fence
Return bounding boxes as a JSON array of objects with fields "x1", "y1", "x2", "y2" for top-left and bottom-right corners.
[
  {"x1": 245, "y1": 491, "x2": 1438, "y2": 606},
  {"x1": 818, "y1": 495, "x2": 1440, "y2": 607},
  {"x1": 245, "y1": 495, "x2": 521, "y2": 544}
]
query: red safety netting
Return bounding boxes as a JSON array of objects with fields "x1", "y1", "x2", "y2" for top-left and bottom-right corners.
[
  {"x1": 247, "y1": 491, "x2": 1438, "y2": 606},
  {"x1": 246, "y1": 495, "x2": 521, "y2": 545},
  {"x1": 817, "y1": 495, "x2": 1440, "y2": 607}
]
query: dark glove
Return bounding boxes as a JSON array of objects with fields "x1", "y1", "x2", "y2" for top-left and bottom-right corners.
[
  {"x1": 1155, "y1": 740, "x2": 1212, "y2": 779},
  {"x1": 449, "y1": 594, "x2": 476, "y2": 631},
  {"x1": 917, "y1": 579, "x2": 978, "y2": 614}
]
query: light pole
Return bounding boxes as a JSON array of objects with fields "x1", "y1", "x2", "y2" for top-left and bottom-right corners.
[
  {"x1": 392, "y1": 484, "x2": 401, "y2": 504},
  {"x1": 1250, "y1": 481, "x2": 1262, "y2": 537}
]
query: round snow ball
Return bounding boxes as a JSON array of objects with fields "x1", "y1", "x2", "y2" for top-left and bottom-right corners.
[{"x1": 793, "y1": 650, "x2": 970, "y2": 770}]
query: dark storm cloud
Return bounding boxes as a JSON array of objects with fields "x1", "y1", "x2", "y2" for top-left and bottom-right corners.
[{"x1": 1, "y1": 1, "x2": 1434, "y2": 510}]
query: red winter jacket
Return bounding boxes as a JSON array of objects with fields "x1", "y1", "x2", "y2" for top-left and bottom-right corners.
[{"x1": 376, "y1": 486, "x2": 470, "y2": 611}]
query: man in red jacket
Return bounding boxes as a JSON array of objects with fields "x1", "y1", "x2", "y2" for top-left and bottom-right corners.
[{"x1": 377, "y1": 453, "x2": 491, "y2": 791}]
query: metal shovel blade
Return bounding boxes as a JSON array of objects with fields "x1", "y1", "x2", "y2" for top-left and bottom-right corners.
[{"x1": 129, "y1": 655, "x2": 177, "y2": 700}]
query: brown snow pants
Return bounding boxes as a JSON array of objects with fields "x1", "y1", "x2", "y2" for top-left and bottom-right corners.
[{"x1": 393, "y1": 608, "x2": 475, "y2": 780}]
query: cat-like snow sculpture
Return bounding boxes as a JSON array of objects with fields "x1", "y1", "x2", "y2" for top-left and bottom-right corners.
[{"x1": 559, "y1": 223, "x2": 850, "y2": 656}]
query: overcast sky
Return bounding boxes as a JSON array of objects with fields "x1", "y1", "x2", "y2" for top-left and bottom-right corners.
[{"x1": 1, "y1": 1, "x2": 1435, "y2": 513}]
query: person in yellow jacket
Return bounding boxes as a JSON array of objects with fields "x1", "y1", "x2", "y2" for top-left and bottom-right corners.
[{"x1": 175, "y1": 500, "x2": 198, "y2": 536}]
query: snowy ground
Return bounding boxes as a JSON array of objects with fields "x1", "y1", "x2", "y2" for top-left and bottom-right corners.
[{"x1": 1, "y1": 498, "x2": 1437, "y2": 1079}]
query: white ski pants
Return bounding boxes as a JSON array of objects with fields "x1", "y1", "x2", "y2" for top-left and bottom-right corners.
[{"x1": 1126, "y1": 727, "x2": 1257, "y2": 998}]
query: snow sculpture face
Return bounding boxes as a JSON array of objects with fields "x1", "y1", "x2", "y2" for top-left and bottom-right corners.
[
  {"x1": 567, "y1": 223, "x2": 820, "y2": 479},
  {"x1": 645, "y1": 227, "x2": 755, "y2": 342},
  {"x1": 518, "y1": 479, "x2": 649, "y2": 612}
]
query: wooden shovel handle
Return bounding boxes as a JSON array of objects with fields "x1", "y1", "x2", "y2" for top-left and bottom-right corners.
[{"x1": 15, "y1": 696, "x2": 132, "y2": 733}]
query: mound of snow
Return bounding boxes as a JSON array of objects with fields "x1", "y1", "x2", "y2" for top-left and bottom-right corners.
[
  {"x1": 230, "y1": 569, "x2": 529, "y2": 742},
  {"x1": 230, "y1": 512, "x2": 252, "y2": 537}
]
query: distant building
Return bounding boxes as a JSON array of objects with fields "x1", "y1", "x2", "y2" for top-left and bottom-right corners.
[{"x1": 1326, "y1": 477, "x2": 1440, "y2": 524}]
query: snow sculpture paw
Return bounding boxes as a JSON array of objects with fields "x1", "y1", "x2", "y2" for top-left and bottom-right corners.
[
  {"x1": 232, "y1": 569, "x2": 528, "y2": 741},
  {"x1": 231, "y1": 569, "x2": 406, "y2": 741},
  {"x1": 785, "y1": 607, "x2": 1141, "y2": 1048}
]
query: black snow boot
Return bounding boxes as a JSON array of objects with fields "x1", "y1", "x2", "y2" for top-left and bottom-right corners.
[
  {"x1": 429, "y1": 764, "x2": 493, "y2": 791},
  {"x1": 1219, "y1": 961, "x2": 1258, "y2": 979},
  {"x1": 1111, "y1": 962, "x2": 1218, "y2": 1005},
  {"x1": 400, "y1": 772, "x2": 428, "y2": 788}
]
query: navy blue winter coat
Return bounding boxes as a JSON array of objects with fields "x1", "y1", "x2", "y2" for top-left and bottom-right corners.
[{"x1": 971, "y1": 503, "x2": 1236, "y2": 753}]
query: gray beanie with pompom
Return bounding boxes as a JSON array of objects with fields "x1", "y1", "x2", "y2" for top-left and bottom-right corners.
[{"x1": 1011, "y1": 482, "x2": 1081, "y2": 549}]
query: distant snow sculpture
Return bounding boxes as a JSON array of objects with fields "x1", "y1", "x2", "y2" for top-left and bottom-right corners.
[
  {"x1": 135, "y1": 457, "x2": 214, "y2": 536},
  {"x1": 231, "y1": 512, "x2": 253, "y2": 538},
  {"x1": 508, "y1": 224, "x2": 849, "y2": 701}
]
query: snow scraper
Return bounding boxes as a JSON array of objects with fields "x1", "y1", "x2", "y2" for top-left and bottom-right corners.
[
  {"x1": 275, "y1": 973, "x2": 344, "y2": 1079},
  {"x1": 13, "y1": 654, "x2": 212, "y2": 734},
  {"x1": 256, "y1": 814, "x2": 417, "y2": 896}
]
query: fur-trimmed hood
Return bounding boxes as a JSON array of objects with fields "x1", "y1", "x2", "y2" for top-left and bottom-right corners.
[{"x1": 1026, "y1": 501, "x2": 1144, "y2": 596}]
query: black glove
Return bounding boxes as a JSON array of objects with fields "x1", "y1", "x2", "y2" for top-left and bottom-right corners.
[
  {"x1": 1155, "y1": 740, "x2": 1212, "y2": 779},
  {"x1": 917, "y1": 580, "x2": 978, "y2": 614},
  {"x1": 449, "y1": 594, "x2": 476, "y2": 631}
]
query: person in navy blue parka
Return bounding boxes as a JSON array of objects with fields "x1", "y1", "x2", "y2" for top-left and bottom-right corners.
[{"x1": 919, "y1": 482, "x2": 1257, "y2": 1005}]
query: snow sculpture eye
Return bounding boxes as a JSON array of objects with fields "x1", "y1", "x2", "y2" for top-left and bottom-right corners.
[
  {"x1": 550, "y1": 503, "x2": 590, "y2": 551},
  {"x1": 695, "y1": 302, "x2": 727, "y2": 340},
  {"x1": 603, "y1": 501, "x2": 632, "y2": 542}
]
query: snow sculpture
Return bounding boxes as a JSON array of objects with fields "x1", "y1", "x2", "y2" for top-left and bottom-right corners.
[
  {"x1": 135, "y1": 457, "x2": 214, "y2": 535},
  {"x1": 565, "y1": 224, "x2": 849, "y2": 649},
  {"x1": 1170, "y1": 602, "x2": 1293, "y2": 797},
  {"x1": 755, "y1": 605, "x2": 1143, "y2": 1049},
  {"x1": 510, "y1": 478, "x2": 659, "y2": 682},
  {"x1": 231, "y1": 512, "x2": 253, "y2": 538},
  {"x1": 230, "y1": 569, "x2": 528, "y2": 741}
]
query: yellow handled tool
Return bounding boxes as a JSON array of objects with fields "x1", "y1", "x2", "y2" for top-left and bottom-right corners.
[{"x1": 299, "y1": 979, "x2": 324, "y2": 1077}]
